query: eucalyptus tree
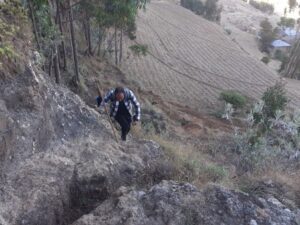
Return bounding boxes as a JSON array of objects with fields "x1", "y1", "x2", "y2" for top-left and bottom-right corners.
[{"x1": 26, "y1": 0, "x2": 149, "y2": 83}]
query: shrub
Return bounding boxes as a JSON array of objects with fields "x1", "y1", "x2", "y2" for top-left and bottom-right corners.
[
  {"x1": 180, "y1": 0, "x2": 221, "y2": 22},
  {"x1": 202, "y1": 164, "x2": 228, "y2": 182},
  {"x1": 278, "y1": 17, "x2": 296, "y2": 28},
  {"x1": 261, "y1": 56, "x2": 270, "y2": 64},
  {"x1": 259, "y1": 19, "x2": 276, "y2": 53},
  {"x1": 216, "y1": 85, "x2": 298, "y2": 173},
  {"x1": 0, "y1": 0, "x2": 28, "y2": 73},
  {"x1": 262, "y1": 82, "x2": 288, "y2": 119},
  {"x1": 180, "y1": 0, "x2": 205, "y2": 15},
  {"x1": 202, "y1": 0, "x2": 222, "y2": 22},
  {"x1": 274, "y1": 50, "x2": 286, "y2": 61},
  {"x1": 129, "y1": 44, "x2": 148, "y2": 56},
  {"x1": 220, "y1": 90, "x2": 247, "y2": 108},
  {"x1": 278, "y1": 55, "x2": 290, "y2": 72},
  {"x1": 249, "y1": 0, "x2": 274, "y2": 14},
  {"x1": 225, "y1": 28, "x2": 232, "y2": 35}
]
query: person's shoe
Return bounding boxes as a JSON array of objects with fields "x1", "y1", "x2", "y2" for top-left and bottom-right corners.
[{"x1": 121, "y1": 134, "x2": 127, "y2": 141}]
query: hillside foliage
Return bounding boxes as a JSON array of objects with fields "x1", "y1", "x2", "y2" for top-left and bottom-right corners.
[
  {"x1": 180, "y1": 0, "x2": 222, "y2": 22},
  {"x1": 23, "y1": 0, "x2": 148, "y2": 85},
  {"x1": 0, "y1": 0, "x2": 29, "y2": 75},
  {"x1": 259, "y1": 19, "x2": 276, "y2": 53},
  {"x1": 249, "y1": 0, "x2": 274, "y2": 14}
]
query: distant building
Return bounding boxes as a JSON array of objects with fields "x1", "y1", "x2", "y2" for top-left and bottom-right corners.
[
  {"x1": 270, "y1": 39, "x2": 291, "y2": 56},
  {"x1": 280, "y1": 27, "x2": 300, "y2": 43}
]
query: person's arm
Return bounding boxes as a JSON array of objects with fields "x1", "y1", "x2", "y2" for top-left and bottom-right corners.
[
  {"x1": 129, "y1": 90, "x2": 141, "y2": 121},
  {"x1": 103, "y1": 89, "x2": 115, "y2": 104},
  {"x1": 96, "y1": 89, "x2": 114, "y2": 107}
]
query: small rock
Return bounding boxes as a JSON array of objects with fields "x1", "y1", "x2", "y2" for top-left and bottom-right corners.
[
  {"x1": 284, "y1": 208, "x2": 291, "y2": 213},
  {"x1": 267, "y1": 197, "x2": 284, "y2": 208},
  {"x1": 250, "y1": 219, "x2": 258, "y2": 225}
]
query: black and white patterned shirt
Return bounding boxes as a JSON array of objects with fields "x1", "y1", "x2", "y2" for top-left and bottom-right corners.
[{"x1": 103, "y1": 88, "x2": 141, "y2": 121}]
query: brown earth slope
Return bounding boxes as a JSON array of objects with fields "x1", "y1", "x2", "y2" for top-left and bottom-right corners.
[{"x1": 119, "y1": 0, "x2": 300, "y2": 112}]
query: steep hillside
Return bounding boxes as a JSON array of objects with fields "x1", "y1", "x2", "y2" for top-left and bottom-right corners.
[
  {"x1": 0, "y1": 61, "x2": 164, "y2": 224},
  {"x1": 119, "y1": 0, "x2": 300, "y2": 111},
  {"x1": 219, "y1": 0, "x2": 283, "y2": 71}
]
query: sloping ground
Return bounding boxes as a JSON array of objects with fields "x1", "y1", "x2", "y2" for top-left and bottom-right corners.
[
  {"x1": 0, "y1": 63, "x2": 162, "y2": 225},
  {"x1": 120, "y1": 0, "x2": 300, "y2": 111},
  {"x1": 220, "y1": 0, "x2": 280, "y2": 31},
  {"x1": 220, "y1": 0, "x2": 282, "y2": 74}
]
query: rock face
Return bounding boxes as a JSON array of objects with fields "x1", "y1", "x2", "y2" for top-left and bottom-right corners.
[
  {"x1": 0, "y1": 64, "x2": 162, "y2": 225},
  {"x1": 73, "y1": 180, "x2": 299, "y2": 225}
]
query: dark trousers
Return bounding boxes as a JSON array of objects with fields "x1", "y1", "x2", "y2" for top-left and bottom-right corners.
[{"x1": 115, "y1": 112, "x2": 132, "y2": 139}]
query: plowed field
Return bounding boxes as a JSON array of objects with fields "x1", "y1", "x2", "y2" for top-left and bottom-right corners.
[{"x1": 119, "y1": 0, "x2": 300, "y2": 111}]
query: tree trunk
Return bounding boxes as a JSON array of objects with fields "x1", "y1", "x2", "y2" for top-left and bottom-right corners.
[
  {"x1": 119, "y1": 27, "x2": 123, "y2": 64},
  {"x1": 28, "y1": 0, "x2": 41, "y2": 50},
  {"x1": 283, "y1": 40, "x2": 300, "y2": 79},
  {"x1": 69, "y1": 0, "x2": 80, "y2": 85},
  {"x1": 114, "y1": 25, "x2": 118, "y2": 66},
  {"x1": 54, "y1": 45, "x2": 60, "y2": 84},
  {"x1": 97, "y1": 26, "x2": 102, "y2": 56},
  {"x1": 86, "y1": 15, "x2": 93, "y2": 55},
  {"x1": 49, "y1": 49, "x2": 53, "y2": 77},
  {"x1": 103, "y1": 33, "x2": 114, "y2": 58},
  {"x1": 56, "y1": 0, "x2": 67, "y2": 70}
]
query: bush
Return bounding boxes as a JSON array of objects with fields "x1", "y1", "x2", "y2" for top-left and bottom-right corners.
[
  {"x1": 220, "y1": 90, "x2": 247, "y2": 108},
  {"x1": 262, "y1": 82, "x2": 288, "y2": 119},
  {"x1": 0, "y1": 0, "x2": 28, "y2": 73},
  {"x1": 249, "y1": 0, "x2": 274, "y2": 14},
  {"x1": 202, "y1": 0, "x2": 222, "y2": 22},
  {"x1": 278, "y1": 17, "x2": 296, "y2": 28},
  {"x1": 180, "y1": 0, "x2": 221, "y2": 22},
  {"x1": 225, "y1": 28, "x2": 232, "y2": 35},
  {"x1": 259, "y1": 19, "x2": 276, "y2": 53},
  {"x1": 180, "y1": 0, "x2": 205, "y2": 15},
  {"x1": 274, "y1": 50, "x2": 285, "y2": 61},
  {"x1": 278, "y1": 55, "x2": 290, "y2": 72},
  {"x1": 202, "y1": 164, "x2": 228, "y2": 182},
  {"x1": 129, "y1": 44, "x2": 148, "y2": 56},
  {"x1": 261, "y1": 56, "x2": 270, "y2": 64}
]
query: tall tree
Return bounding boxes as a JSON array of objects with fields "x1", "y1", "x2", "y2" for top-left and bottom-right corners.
[
  {"x1": 56, "y1": 0, "x2": 67, "y2": 70},
  {"x1": 79, "y1": 0, "x2": 94, "y2": 55},
  {"x1": 288, "y1": 0, "x2": 297, "y2": 11},
  {"x1": 68, "y1": 0, "x2": 80, "y2": 84},
  {"x1": 259, "y1": 19, "x2": 276, "y2": 53},
  {"x1": 282, "y1": 40, "x2": 300, "y2": 79},
  {"x1": 28, "y1": 0, "x2": 41, "y2": 50}
]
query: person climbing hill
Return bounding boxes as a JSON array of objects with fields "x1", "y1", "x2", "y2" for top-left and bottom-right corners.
[{"x1": 97, "y1": 87, "x2": 141, "y2": 141}]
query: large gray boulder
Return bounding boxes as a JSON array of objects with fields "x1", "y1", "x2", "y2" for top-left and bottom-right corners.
[
  {"x1": 73, "y1": 180, "x2": 299, "y2": 225},
  {"x1": 0, "y1": 64, "x2": 162, "y2": 225}
]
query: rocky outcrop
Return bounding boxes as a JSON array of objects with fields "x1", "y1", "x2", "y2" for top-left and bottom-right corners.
[
  {"x1": 73, "y1": 180, "x2": 300, "y2": 225},
  {"x1": 1, "y1": 63, "x2": 299, "y2": 225},
  {"x1": 0, "y1": 64, "x2": 162, "y2": 225}
]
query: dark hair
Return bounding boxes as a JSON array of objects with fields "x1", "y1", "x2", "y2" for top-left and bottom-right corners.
[{"x1": 114, "y1": 87, "x2": 125, "y2": 95}]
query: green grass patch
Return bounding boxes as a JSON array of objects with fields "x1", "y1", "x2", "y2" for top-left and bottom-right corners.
[{"x1": 220, "y1": 90, "x2": 247, "y2": 109}]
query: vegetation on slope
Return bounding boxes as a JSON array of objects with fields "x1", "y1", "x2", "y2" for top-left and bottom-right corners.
[
  {"x1": 180, "y1": 0, "x2": 222, "y2": 22},
  {"x1": 24, "y1": 0, "x2": 148, "y2": 85},
  {"x1": 0, "y1": 0, "x2": 30, "y2": 77}
]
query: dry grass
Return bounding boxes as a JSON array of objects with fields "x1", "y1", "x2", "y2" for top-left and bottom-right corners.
[{"x1": 145, "y1": 134, "x2": 230, "y2": 188}]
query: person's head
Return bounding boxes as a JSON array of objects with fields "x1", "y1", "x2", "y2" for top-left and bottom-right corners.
[{"x1": 114, "y1": 87, "x2": 125, "y2": 101}]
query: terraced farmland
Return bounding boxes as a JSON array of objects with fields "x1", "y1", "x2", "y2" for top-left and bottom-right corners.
[{"x1": 120, "y1": 0, "x2": 300, "y2": 111}]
